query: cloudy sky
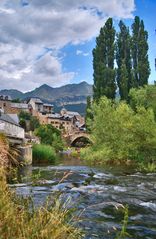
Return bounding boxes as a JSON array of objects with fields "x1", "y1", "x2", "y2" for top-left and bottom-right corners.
[{"x1": 0, "y1": 0, "x2": 155, "y2": 92}]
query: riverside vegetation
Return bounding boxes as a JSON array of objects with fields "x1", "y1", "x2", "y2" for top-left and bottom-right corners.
[
  {"x1": 0, "y1": 134, "x2": 131, "y2": 239},
  {"x1": 33, "y1": 124, "x2": 64, "y2": 163},
  {"x1": 0, "y1": 134, "x2": 82, "y2": 239},
  {"x1": 82, "y1": 16, "x2": 156, "y2": 171},
  {"x1": 83, "y1": 86, "x2": 156, "y2": 170},
  {"x1": 0, "y1": 170, "x2": 82, "y2": 239}
]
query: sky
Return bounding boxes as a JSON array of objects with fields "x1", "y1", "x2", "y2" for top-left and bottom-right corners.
[{"x1": 0, "y1": 0, "x2": 155, "y2": 92}]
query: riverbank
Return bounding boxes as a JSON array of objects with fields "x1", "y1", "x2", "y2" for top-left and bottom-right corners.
[{"x1": 0, "y1": 135, "x2": 82, "y2": 239}]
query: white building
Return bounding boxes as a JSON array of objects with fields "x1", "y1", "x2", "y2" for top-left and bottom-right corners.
[{"x1": 0, "y1": 112, "x2": 24, "y2": 139}]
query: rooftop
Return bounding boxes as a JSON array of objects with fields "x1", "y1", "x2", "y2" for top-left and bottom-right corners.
[
  {"x1": 29, "y1": 98, "x2": 43, "y2": 104},
  {"x1": 43, "y1": 103, "x2": 54, "y2": 107},
  {"x1": 0, "y1": 112, "x2": 19, "y2": 126},
  {"x1": 11, "y1": 103, "x2": 29, "y2": 109}
]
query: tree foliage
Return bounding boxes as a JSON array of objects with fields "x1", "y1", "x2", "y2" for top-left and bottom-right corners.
[
  {"x1": 35, "y1": 124, "x2": 64, "y2": 151},
  {"x1": 19, "y1": 111, "x2": 40, "y2": 131},
  {"x1": 131, "y1": 16, "x2": 150, "y2": 86},
  {"x1": 116, "y1": 21, "x2": 133, "y2": 100},
  {"x1": 83, "y1": 97, "x2": 156, "y2": 164},
  {"x1": 93, "y1": 18, "x2": 116, "y2": 101},
  {"x1": 129, "y1": 85, "x2": 156, "y2": 119},
  {"x1": 93, "y1": 16, "x2": 150, "y2": 102},
  {"x1": 85, "y1": 96, "x2": 93, "y2": 131}
]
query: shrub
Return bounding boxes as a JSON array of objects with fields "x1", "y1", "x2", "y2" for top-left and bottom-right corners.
[
  {"x1": 33, "y1": 144, "x2": 57, "y2": 163},
  {"x1": 83, "y1": 97, "x2": 156, "y2": 165},
  {"x1": 35, "y1": 124, "x2": 64, "y2": 151}
]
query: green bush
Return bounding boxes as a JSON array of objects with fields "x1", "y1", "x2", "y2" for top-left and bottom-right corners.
[
  {"x1": 129, "y1": 85, "x2": 156, "y2": 119},
  {"x1": 33, "y1": 144, "x2": 57, "y2": 163},
  {"x1": 35, "y1": 124, "x2": 64, "y2": 151},
  {"x1": 82, "y1": 97, "x2": 156, "y2": 166},
  {"x1": 19, "y1": 111, "x2": 40, "y2": 131}
]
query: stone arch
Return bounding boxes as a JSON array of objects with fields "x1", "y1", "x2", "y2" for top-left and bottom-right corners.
[{"x1": 70, "y1": 134, "x2": 92, "y2": 146}]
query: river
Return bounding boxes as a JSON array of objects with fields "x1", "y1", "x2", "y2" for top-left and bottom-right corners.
[{"x1": 9, "y1": 158, "x2": 156, "y2": 239}]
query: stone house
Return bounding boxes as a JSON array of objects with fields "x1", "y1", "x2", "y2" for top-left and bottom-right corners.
[
  {"x1": 0, "y1": 95, "x2": 30, "y2": 114},
  {"x1": 28, "y1": 98, "x2": 53, "y2": 116},
  {"x1": 0, "y1": 95, "x2": 12, "y2": 113},
  {"x1": 47, "y1": 113, "x2": 76, "y2": 134}
]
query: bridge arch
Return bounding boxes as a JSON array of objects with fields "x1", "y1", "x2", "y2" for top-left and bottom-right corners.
[{"x1": 70, "y1": 133, "x2": 92, "y2": 147}]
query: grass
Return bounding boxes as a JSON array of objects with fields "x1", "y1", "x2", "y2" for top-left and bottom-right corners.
[
  {"x1": 33, "y1": 144, "x2": 57, "y2": 164},
  {"x1": 0, "y1": 133, "x2": 19, "y2": 167},
  {"x1": 138, "y1": 162, "x2": 156, "y2": 173},
  {"x1": 0, "y1": 168, "x2": 83, "y2": 239}
]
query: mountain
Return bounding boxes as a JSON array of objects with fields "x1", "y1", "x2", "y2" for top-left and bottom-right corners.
[
  {"x1": 24, "y1": 81, "x2": 92, "y2": 104},
  {"x1": 0, "y1": 89, "x2": 24, "y2": 99},
  {"x1": 0, "y1": 82, "x2": 93, "y2": 114}
]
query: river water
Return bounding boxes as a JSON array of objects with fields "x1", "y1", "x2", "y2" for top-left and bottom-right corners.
[{"x1": 9, "y1": 158, "x2": 156, "y2": 239}]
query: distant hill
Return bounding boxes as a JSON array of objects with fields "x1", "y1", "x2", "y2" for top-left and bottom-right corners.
[
  {"x1": 0, "y1": 81, "x2": 93, "y2": 114},
  {"x1": 0, "y1": 89, "x2": 24, "y2": 99}
]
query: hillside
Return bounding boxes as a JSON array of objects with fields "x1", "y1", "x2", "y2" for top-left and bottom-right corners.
[{"x1": 0, "y1": 81, "x2": 93, "y2": 114}]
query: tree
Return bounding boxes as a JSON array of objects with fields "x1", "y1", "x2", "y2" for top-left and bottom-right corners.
[
  {"x1": 119, "y1": 60, "x2": 129, "y2": 101},
  {"x1": 19, "y1": 111, "x2": 40, "y2": 131},
  {"x1": 30, "y1": 116, "x2": 40, "y2": 131},
  {"x1": 93, "y1": 18, "x2": 116, "y2": 101},
  {"x1": 35, "y1": 124, "x2": 64, "y2": 151},
  {"x1": 131, "y1": 16, "x2": 150, "y2": 87},
  {"x1": 11, "y1": 98, "x2": 21, "y2": 103},
  {"x1": 83, "y1": 97, "x2": 156, "y2": 164},
  {"x1": 116, "y1": 21, "x2": 133, "y2": 100},
  {"x1": 85, "y1": 96, "x2": 93, "y2": 131},
  {"x1": 129, "y1": 85, "x2": 156, "y2": 119}
]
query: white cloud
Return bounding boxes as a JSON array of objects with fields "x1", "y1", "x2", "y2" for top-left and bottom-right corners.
[
  {"x1": 76, "y1": 50, "x2": 89, "y2": 56},
  {"x1": 0, "y1": 0, "x2": 135, "y2": 91}
]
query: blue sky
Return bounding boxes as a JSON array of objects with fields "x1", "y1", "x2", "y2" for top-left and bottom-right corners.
[{"x1": 0, "y1": 0, "x2": 155, "y2": 91}]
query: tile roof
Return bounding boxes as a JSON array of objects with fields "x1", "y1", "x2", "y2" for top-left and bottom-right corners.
[{"x1": 11, "y1": 103, "x2": 29, "y2": 109}]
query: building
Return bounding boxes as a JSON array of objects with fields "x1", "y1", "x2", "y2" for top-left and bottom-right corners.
[
  {"x1": 47, "y1": 113, "x2": 76, "y2": 134},
  {"x1": 0, "y1": 112, "x2": 24, "y2": 139},
  {"x1": 60, "y1": 107, "x2": 85, "y2": 127},
  {"x1": 0, "y1": 95, "x2": 30, "y2": 114},
  {"x1": 0, "y1": 95, "x2": 12, "y2": 113},
  {"x1": 8, "y1": 103, "x2": 30, "y2": 114},
  {"x1": 28, "y1": 98, "x2": 54, "y2": 116},
  {"x1": 0, "y1": 95, "x2": 85, "y2": 135}
]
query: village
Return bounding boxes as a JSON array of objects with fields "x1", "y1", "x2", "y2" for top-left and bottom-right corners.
[
  {"x1": 0, "y1": 94, "x2": 86, "y2": 138},
  {"x1": 0, "y1": 94, "x2": 87, "y2": 164}
]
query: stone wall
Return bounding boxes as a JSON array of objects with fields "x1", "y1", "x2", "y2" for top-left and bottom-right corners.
[
  {"x1": 17, "y1": 145, "x2": 32, "y2": 165},
  {"x1": 0, "y1": 120, "x2": 24, "y2": 139}
]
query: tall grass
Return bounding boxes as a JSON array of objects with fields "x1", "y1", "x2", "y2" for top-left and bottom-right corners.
[
  {"x1": 0, "y1": 133, "x2": 18, "y2": 167},
  {"x1": 0, "y1": 169, "x2": 82, "y2": 239},
  {"x1": 33, "y1": 144, "x2": 57, "y2": 163}
]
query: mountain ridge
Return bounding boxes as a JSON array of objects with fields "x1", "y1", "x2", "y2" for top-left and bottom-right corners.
[{"x1": 0, "y1": 82, "x2": 93, "y2": 112}]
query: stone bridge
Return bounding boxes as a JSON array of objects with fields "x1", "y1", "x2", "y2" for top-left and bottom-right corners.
[{"x1": 64, "y1": 131, "x2": 91, "y2": 146}]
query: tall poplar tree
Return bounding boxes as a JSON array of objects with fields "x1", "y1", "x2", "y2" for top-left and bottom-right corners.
[
  {"x1": 85, "y1": 96, "x2": 93, "y2": 131},
  {"x1": 131, "y1": 16, "x2": 150, "y2": 86},
  {"x1": 116, "y1": 20, "x2": 133, "y2": 101},
  {"x1": 93, "y1": 18, "x2": 116, "y2": 101},
  {"x1": 119, "y1": 60, "x2": 129, "y2": 100}
]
